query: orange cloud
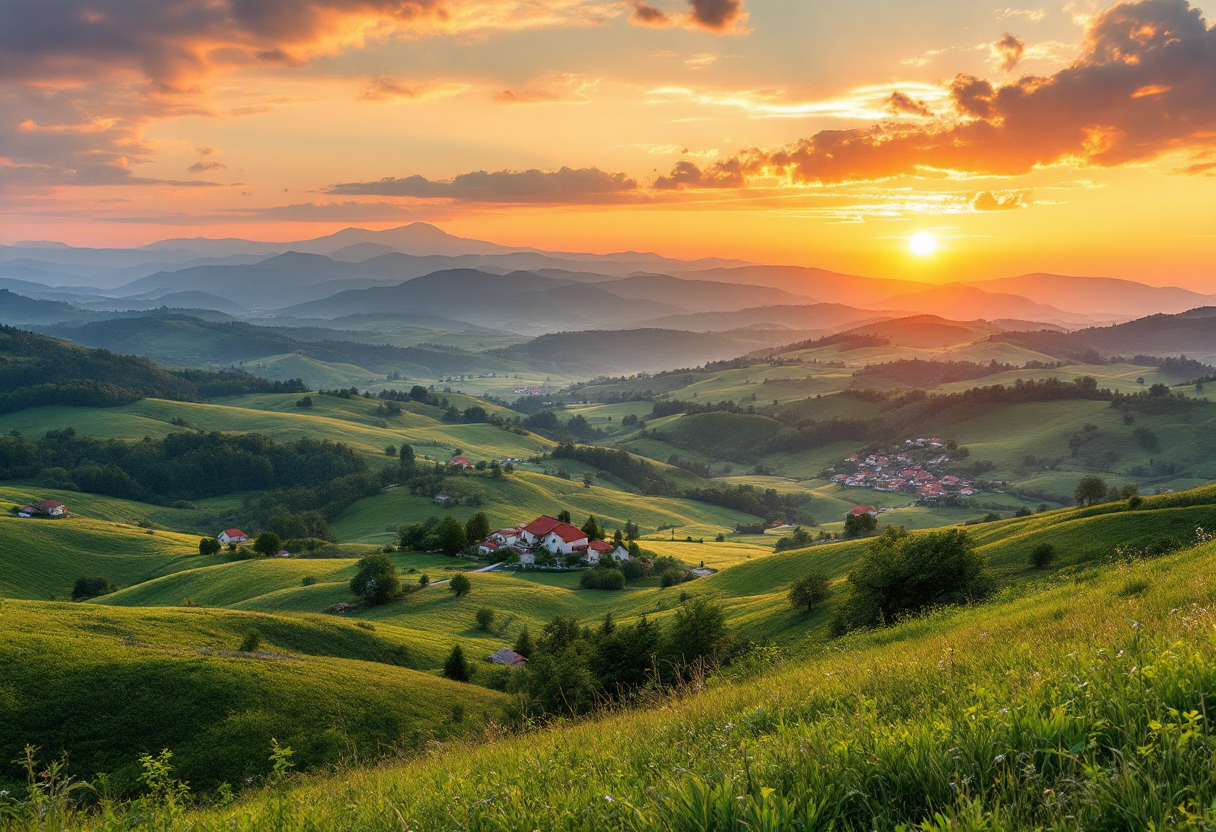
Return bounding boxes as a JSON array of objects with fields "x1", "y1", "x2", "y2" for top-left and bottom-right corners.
[
  {"x1": 626, "y1": 0, "x2": 747, "y2": 32},
  {"x1": 326, "y1": 166, "x2": 639, "y2": 203},
  {"x1": 656, "y1": 0, "x2": 1216, "y2": 187},
  {"x1": 991, "y1": 32, "x2": 1026, "y2": 72}
]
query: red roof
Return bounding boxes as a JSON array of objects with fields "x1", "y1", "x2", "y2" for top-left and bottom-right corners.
[
  {"x1": 449, "y1": 456, "x2": 471, "y2": 465},
  {"x1": 547, "y1": 522, "x2": 588, "y2": 543},
  {"x1": 588, "y1": 541, "x2": 613, "y2": 552},
  {"x1": 222, "y1": 528, "x2": 247, "y2": 538},
  {"x1": 37, "y1": 500, "x2": 64, "y2": 509},
  {"x1": 492, "y1": 528, "x2": 517, "y2": 537},
  {"x1": 848, "y1": 506, "x2": 877, "y2": 515},
  {"x1": 522, "y1": 515, "x2": 562, "y2": 536}
]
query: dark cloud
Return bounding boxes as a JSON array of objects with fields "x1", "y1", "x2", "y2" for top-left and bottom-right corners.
[
  {"x1": 326, "y1": 166, "x2": 639, "y2": 203},
  {"x1": 187, "y1": 160, "x2": 227, "y2": 173},
  {"x1": 886, "y1": 91, "x2": 934, "y2": 118},
  {"x1": 658, "y1": 0, "x2": 1216, "y2": 187},
  {"x1": 972, "y1": 190, "x2": 1028, "y2": 210},
  {"x1": 688, "y1": 0, "x2": 744, "y2": 31},
  {"x1": 629, "y1": 1, "x2": 672, "y2": 27},
  {"x1": 992, "y1": 32, "x2": 1026, "y2": 72},
  {"x1": 653, "y1": 159, "x2": 744, "y2": 189}
]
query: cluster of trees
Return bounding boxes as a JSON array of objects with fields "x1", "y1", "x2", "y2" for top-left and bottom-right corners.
[
  {"x1": 0, "y1": 429, "x2": 368, "y2": 505},
  {"x1": 1074, "y1": 477, "x2": 1140, "y2": 507},
  {"x1": 398, "y1": 514, "x2": 476, "y2": 556},
  {"x1": 0, "y1": 325, "x2": 306, "y2": 415},
  {"x1": 496, "y1": 598, "x2": 734, "y2": 717},
  {"x1": 853, "y1": 358, "x2": 1063, "y2": 388}
]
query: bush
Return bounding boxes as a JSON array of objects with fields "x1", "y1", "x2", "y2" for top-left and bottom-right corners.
[
  {"x1": 835, "y1": 527, "x2": 990, "y2": 632},
  {"x1": 581, "y1": 568, "x2": 626, "y2": 590},
  {"x1": 475, "y1": 607, "x2": 496, "y2": 632},
  {"x1": 301, "y1": 576, "x2": 317, "y2": 587},
  {"x1": 449, "y1": 573, "x2": 471, "y2": 597},
  {"x1": 1031, "y1": 543, "x2": 1056, "y2": 569},
  {"x1": 198, "y1": 537, "x2": 221, "y2": 556},
  {"x1": 252, "y1": 531, "x2": 282, "y2": 557},
  {"x1": 788, "y1": 571, "x2": 830, "y2": 613},
  {"x1": 239, "y1": 629, "x2": 262, "y2": 653},
  {"x1": 443, "y1": 645, "x2": 469, "y2": 682},
  {"x1": 349, "y1": 553, "x2": 402, "y2": 604},
  {"x1": 71, "y1": 576, "x2": 116, "y2": 601},
  {"x1": 844, "y1": 512, "x2": 878, "y2": 538}
]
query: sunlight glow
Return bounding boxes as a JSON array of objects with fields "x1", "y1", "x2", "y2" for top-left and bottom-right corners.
[{"x1": 909, "y1": 231, "x2": 938, "y2": 257}]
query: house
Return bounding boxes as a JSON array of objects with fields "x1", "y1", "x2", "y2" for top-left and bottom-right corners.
[
  {"x1": 478, "y1": 540, "x2": 500, "y2": 556},
  {"x1": 488, "y1": 648, "x2": 528, "y2": 666},
  {"x1": 611, "y1": 544, "x2": 633, "y2": 561},
  {"x1": 543, "y1": 523, "x2": 589, "y2": 556},
  {"x1": 449, "y1": 456, "x2": 472, "y2": 468},
  {"x1": 488, "y1": 528, "x2": 520, "y2": 546},
  {"x1": 217, "y1": 528, "x2": 248, "y2": 545},
  {"x1": 520, "y1": 515, "x2": 563, "y2": 546},
  {"x1": 847, "y1": 506, "x2": 878, "y2": 518},
  {"x1": 36, "y1": 500, "x2": 66, "y2": 518},
  {"x1": 18, "y1": 505, "x2": 37, "y2": 518},
  {"x1": 583, "y1": 540, "x2": 614, "y2": 564},
  {"x1": 434, "y1": 493, "x2": 451, "y2": 506}
]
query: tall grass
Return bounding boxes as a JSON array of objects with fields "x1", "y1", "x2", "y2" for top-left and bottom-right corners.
[{"x1": 6, "y1": 531, "x2": 1216, "y2": 830}]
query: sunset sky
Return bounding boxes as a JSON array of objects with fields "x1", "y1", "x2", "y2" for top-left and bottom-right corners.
[{"x1": 2, "y1": 0, "x2": 1214, "y2": 287}]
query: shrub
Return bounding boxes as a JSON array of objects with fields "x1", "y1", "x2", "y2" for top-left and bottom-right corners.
[
  {"x1": 252, "y1": 531, "x2": 282, "y2": 557},
  {"x1": 443, "y1": 645, "x2": 469, "y2": 682},
  {"x1": 1032, "y1": 543, "x2": 1056, "y2": 569},
  {"x1": 449, "y1": 573, "x2": 471, "y2": 597},
  {"x1": 349, "y1": 553, "x2": 402, "y2": 604},
  {"x1": 835, "y1": 527, "x2": 990, "y2": 632},
  {"x1": 301, "y1": 576, "x2": 317, "y2": 587},
  {"x1": 844, "y1": 512, "x2": 878, "y2": 538},
  {"x1": 198, "y1": 537, "x2": 221, "y2": 556},
  {"x1": 788, "y1": 571, "x2": 830, "y2": 613},
  {"x1": 475, "y1": 607, "x2": 496, "y2": 632},
  {"x1": 239, "y1": 629, "x2": 262, "y2": 653},
  {"x1": 581, "y1": 568, "x2": 626, "y2": 590},
  {"x1": 1075, "y1": 476, "x2": 1109, "y2": 507},
  {"x1": 71, "y1": 576, "x2": 116, "y2": 601}
]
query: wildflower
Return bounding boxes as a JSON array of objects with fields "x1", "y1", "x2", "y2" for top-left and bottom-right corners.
[
  {"x1": 994, "y1": 754, "x2": 1006, "y2": 764},
  {"x1": 604, "y1": 795, "x2": 616, "y2": 803}
]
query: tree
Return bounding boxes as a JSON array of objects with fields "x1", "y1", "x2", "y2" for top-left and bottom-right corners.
[
  {"x1": 580, "y1": 514, "x2": 602, "y2": 541},
  {"x1": 513, "y1": 626, "x2": 533, "y2": 658},
  {"x1": 198, "y1": 537, "x2": 221, "y2": 556},
  {"x1": 384, "y1": 445, "x2": 397, "y2": 457},
  {"x1": 239, "y1": 629, "x2": 262, "y2": 653},
  {"x1": 436, "y1": 515, "x2": 467, "y2": 556},
  {"x1": 296, "y1": 395, "x2": 313, "y2": 408},
  {"x1": 837, "y1": 527, "x2": 989, "y2": 632},
  {"x1": 664, "y1": 597, "x2": 731, "y2": 667},
  {"x1": 557, "y1": 510, "x2": 572, "y2": 523},
  {"x1": 72, "y1": 576, "x2": 116, "y2": 601},
  {"x1": 449, "y1": 573, "x2": 471, "y2": 597},
  {"x1": 349, "y1": 553, "x2": 402, "y2": 604},
  {"x1": 252, "y1": 531, "x2": 282, "y2": 557},
  {"x1": 443, "y1": 645, "x2": 469, "y2": 682},
  {"x1": 398, "y1": 443, "x2": 416, "y2": 477},
  {"x1": 1132, "y1": 426, "x2": 1160, "y2": 453},
  {"x1": 475, "y1": 607, "x2": 495, "y2": 632},
  {"x1": 624, "y1": 519, "x2": 640, "y2": 541},
  {"x1": 1031, "y1": 543, "x2": 1056, "y2": 569},
  {"x1": 465, "y1": 512, "x2": 491, "y2": 545},
  {"x1": 788, "y1": 572, "x2": 830, "y2": 613},
  {"x1": 843, "y1": 512, "x2": 878, "y2": 538},
  {"x1": 1074, "y1": 476, "x2": 1109, "y2": 507},
  {"x1": 774, "y1": 526, "x2": 814, "y2": 553},
  {"x1": 418, "y1": 573, "x2": 430, "y2": 588}
]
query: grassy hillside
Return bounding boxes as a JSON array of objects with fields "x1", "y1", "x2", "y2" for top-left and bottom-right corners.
[
  {"x1": 16, "y1": 507, "x2": 1216, "y2": 829},
  {"x1": 0, "y1": 602, "x2": 506, "y2": 794}
]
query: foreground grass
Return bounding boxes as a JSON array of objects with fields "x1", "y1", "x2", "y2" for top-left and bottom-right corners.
[{"x1": 10, "y1": 531, "x2": 1216, "y2": 830}]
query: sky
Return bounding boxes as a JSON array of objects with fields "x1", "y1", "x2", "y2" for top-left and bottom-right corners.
[{"x1": 1, "y1": 0, "x2": 1214, "y2": 287}]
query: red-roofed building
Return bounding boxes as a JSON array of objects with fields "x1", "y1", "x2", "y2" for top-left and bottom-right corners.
[
  {"x1": 847, "y1": 506, "x2": 878, "y2": 518},
  {"x1": 520, "y1": 515, "x2": 563, "y2": 545},
  {"x1": 489, "y1": 528, "x2": 520, "y2": 546},
  {"x1": 543, "y1": 522, "x2": 589, "y2": 556},
  {"x1": 583, "y1": 540, "x2": 614, "y2": 564},
  {"x1": 449, "y1": 456, "x2": 472, "y2": 468},
  {"x1": 36, "y1": 499, "x2": 66, "y2": 518},
  {"x1": 217, "y1": 528, "x2": 248, "y2": 545}
]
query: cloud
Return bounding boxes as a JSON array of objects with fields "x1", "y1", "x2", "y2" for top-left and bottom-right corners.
[
  {"x1": 325, "y1": 166, "x2": 639, "y2": 203},
  {"x1": 358, "y1": 77, "x2": 469, "y2": 103},
  {"x1": 196, "y1": 146, "x2": 218, "y2": 156},
  {"x1": 886, "y1": 91, "x2": 935, "y2": 118},
  {"x1": 998, "y1": 8, "x2": 1049, "y2": 21},
  {"x1": 494, "y1": 74, "x2": 598, "y2": 104},
  {"x1": 991, "y1": 33, "x2": 1027, "y2": 72},
  {"x1": 653, "y1": 158, "x2": 744, "y2": 189},
  {"x1": 187, "y1": 160, "x2": 227, "y2": 173},
  {"x1": 659, "y1": 0, "x2": 1216, "y2": 187},
  {"x1": 971, "y1": 190, "x2": 1029, "y2": 210},
  {"x1": 626, "y1": 0, "x2": 747, "y2": 32},
  {"x1": 629, "y1": 1, "x2": 672, "y2": 27}
]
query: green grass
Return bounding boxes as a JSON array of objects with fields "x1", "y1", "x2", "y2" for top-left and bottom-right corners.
[{"x1": 0, "y1": 602, "x2": 506, "y2": 795}]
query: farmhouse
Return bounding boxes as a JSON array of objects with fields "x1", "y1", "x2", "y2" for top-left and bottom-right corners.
[
  {"x1": 433, "y1": 493, "x2": 451, "y2": 506},
  {"x1": 37, "y1": 499, "x2": 67, "y2": 518},
  {"x1": 583, "y1": 540, "x2": 614, "y2": 564},
  {"x1": 519, "y1": 515, "x2": 563, "y2": 546},
  {"x1": 217, "y1": 528, "x2": 249, "y2": 545},
  {"x1": 478, "y1": 541, "x2": 500, "y2": 556},
  {"x1": 847, "y1": 506, "x2": 878, "y2": 518},
  {"x1": 488, "y1": 528, "x2": 520, "y2": 546},
  {"x1": 488, "y1": 648, "x2": 528, "y2": 666},
  {"x1": 448, "y1": 456, "x2": 472, "y2": 468},
  {"x1": 543, "y1": 523, "x2": 589, "y2": 556}
]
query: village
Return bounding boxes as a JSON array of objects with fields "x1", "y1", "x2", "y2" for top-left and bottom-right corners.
[
  {"x1": 829, "y1": 437, "x2": 979, "y2": 500},
  {"x1": 475, "y1": 514, "x2": 634, "y2": 568}
]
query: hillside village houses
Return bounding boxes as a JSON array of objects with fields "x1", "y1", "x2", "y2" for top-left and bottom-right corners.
[
  {"x1": 15, "y1": 499, "x2": 68, "y2": 518},
  {"x1": 831, "y1": 437, "x2": 977, "y2": 500},
  {"x1": 484, "y1": 514, "x2": 633, "y2": 568}
]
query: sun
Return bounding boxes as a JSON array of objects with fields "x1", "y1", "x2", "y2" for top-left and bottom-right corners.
[{"x1": 909, "y1": 231, "x2": 938, "y2": 257}]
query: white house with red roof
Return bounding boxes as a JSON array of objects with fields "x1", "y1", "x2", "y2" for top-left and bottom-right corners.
[
  {"x1": 520, "y1": 515, "x2": 562, "y2": 545},
  {"x1": 478, "y1": 540, "x2": 500, "y2": 556},
  {"x1": 488, "y1": 528, "x2": 520, "y2": 546},
  {"x1": 36, "y1": 499, "x2": 66, "y2": 518},
  {"x1": 449, "y1": 456, "x2": 472, "y2": 468},
  {"x1": 543, "y1": 522, "x2": 589, "y2": 556},
  {"x1": 582, "y1": 540, "x2": 614, "y2": 564},
  {"x1": 846, "y1": 506, "x2": 878, "y2": 518},
  {"x1": 217, "y1": 528, "x2": 249, "y2": 545}
]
